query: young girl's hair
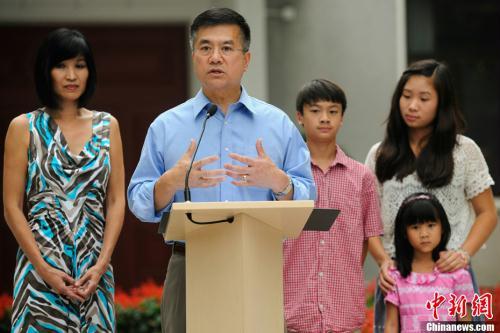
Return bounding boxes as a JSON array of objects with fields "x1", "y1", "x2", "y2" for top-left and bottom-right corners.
[
  {"x1": 394, "y1": 192, "x2": 451, "y2": 277},
  {"x1": 375, "y1": 59, "x2": 466, "y2": 188}
]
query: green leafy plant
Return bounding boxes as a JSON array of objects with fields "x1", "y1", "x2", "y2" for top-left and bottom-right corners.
[
  {"x1": 116, "y1": 298, "x2": 161, "y2": 333},
  {"x1": 115, "y1": 280, "x2": 163, "y2": 333}
]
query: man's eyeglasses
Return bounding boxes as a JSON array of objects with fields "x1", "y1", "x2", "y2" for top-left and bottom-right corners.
[{"x1": 195, "y1": 45, "x2": 246, "y2": 57}]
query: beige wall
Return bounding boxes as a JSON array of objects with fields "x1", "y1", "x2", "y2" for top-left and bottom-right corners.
[
  {"x1": 267, "y1": 0, "x2": 406, "y2": 161},
  {"x1": 472, "y1": 200, "x2": 500, "y2": 286}
]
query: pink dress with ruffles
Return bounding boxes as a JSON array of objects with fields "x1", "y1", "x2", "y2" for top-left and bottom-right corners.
[{"x1": 385, "y1": 267, "x2": 474, "y2": 332}]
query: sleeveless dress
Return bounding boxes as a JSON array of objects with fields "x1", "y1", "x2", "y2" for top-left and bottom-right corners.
[{"x1": 11, "y1": 109, "x2": 115, "y2": 332}]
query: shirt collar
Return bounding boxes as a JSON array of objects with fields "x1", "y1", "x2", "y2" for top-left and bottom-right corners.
[
  {"x1": 192, "y1": 86, "x2": 255, "y2": 118},
  {"x1": 311, "y1": 145, "x2": 349, "y2": 170}
]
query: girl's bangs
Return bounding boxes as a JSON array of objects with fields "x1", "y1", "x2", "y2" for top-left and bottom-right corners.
[{"x1": 402, "y1": 199, "x2": 440, "y2": 226}]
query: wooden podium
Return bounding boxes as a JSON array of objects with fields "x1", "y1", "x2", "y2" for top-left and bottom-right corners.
[{"x1": 162, "y1": 200, "x2": 315, "y2": 333}]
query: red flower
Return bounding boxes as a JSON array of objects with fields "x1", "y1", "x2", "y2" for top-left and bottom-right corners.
[
  {"x1": 130, "y1": 280, "x2": 163, "y2": 302},
  {"x1": 0, "y1": 294, "x2": 13, "y2": 319},
  {"x1": 361, "y1": 307, "x2": 374, "y2": 333},
  {"x1": 115, "y1": 289, "x2": 143, "y2": 308},
  {"x1": 365, "y1": 279, "x2": 376, "y2": 298},
  {"x1": 115, "y1": 280, "x2": 163, "y2": 309},
  {"x1": 480, "y1": 284, "x2": 500, "y2": 324}
]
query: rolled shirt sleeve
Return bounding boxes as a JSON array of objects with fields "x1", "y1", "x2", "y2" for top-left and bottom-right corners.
[
  {"x1": 127, "y1": 124, "x2": 172, "y2": 222},
  {"x1": 285, "y1": 122, "x2": 316, "y2": 201}
]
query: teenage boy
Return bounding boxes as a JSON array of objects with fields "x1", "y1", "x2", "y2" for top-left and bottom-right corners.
[{"x1": 283, "y1": 79, "x2": 391, "y2": 333}]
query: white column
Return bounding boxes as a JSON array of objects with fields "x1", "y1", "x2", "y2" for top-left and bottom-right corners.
[{"x1": 229, "y1": 0, "x2": 269, "y2": 101}]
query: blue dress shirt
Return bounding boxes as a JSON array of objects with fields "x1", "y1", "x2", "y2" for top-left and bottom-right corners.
[{"x1": 127, "y1": 88, "x2": 316, "y2": 222}]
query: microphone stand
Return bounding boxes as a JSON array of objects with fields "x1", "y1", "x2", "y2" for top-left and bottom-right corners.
[
  {"x1": 183, "y1": 104, "x2": 234, "y2": 225},
  {"x1": 184, "y1": 104, "x2": 217, "y2": 201}
]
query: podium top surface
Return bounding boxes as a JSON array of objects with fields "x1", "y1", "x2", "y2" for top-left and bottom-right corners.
[
  {"x1": 163, "y1": 200, "x2": 314, "y2": 241},
  {"x1": 172, "y1": 199, "x2": 314, "y2": 211}
]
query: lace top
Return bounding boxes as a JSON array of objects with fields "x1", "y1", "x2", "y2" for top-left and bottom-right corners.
[{"x1": 365, "y1": 135, "x2": 494, "y2": 257}]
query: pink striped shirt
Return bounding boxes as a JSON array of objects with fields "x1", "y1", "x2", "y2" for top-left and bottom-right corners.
[
  {"x1": 283, "y1": 147, "x2": 383, "y2": 332},
  {"x1": 385, "y1": 267, "x2": 475, "y2": 333}
]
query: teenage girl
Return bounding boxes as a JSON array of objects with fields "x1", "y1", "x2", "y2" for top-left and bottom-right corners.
[{"x1": 365, "y1": 59, "x2": 497, "y2": 332}]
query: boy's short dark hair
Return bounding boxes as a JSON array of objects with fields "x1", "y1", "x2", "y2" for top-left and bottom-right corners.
[
  {"x1": 296, "y1": 79, "x2": 347, "y2": 114},
  {"x1": 34, "y1": 28, "x2": 96, "y2": 110},
  {"x1": 190, "y1": 8, "x2": 251, "y2": 52}
]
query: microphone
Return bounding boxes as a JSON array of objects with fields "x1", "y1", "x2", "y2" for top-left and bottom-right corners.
[{"x1": 184, "y1": 104, "x2": 218, "y2": 201}]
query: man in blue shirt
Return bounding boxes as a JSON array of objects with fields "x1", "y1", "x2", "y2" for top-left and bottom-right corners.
[{"x1": 127, "y1": 7, "x2": 315, "y2": 333}]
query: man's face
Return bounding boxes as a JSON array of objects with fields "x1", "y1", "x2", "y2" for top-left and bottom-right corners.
[{"x1": 192, "y1": 24, "x2": 251, "y2": 95}]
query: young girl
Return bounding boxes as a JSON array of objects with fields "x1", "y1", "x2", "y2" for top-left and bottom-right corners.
[
  {"x1": 365, "y1": 59, "x2": 497, "y2": 332},
  {"x1": 3, "y1": 28, "x2": 125, "y2": 332},
  {"x1": 384, "y1": 193, "x2": 475, "y2": 332}
]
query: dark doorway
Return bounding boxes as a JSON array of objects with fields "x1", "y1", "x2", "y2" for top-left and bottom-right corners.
[
  {"x1": 407, "y1": 0, "x2": 500, "y2": 195},
  {"x1": 0, "y1": 25, "x2": 188, "y2": 293}
]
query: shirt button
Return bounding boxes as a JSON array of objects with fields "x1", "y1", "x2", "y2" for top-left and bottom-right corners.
[
  {"x1": 320, "y1": 240, "x2": 325, "y2": 245},
  {"x1": 224, "y1": 147, "x2": 229, "y2": 151},
  {"x1": 224, "y1": 121, "x2": 228, "y2": 125},
  {"x1": 318, "y1": 272, "x2": 323, "y2": 277},
  {"x1": 318, "y1": 303, "x2": 324, "y2": 311}
]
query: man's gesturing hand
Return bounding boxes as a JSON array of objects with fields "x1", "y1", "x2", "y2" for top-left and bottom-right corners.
[{"x1": 225, "y1": 139, "x2": 289, "y2": 192}]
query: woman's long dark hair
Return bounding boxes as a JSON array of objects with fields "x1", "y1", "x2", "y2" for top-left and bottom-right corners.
[
  {"x1": 394, "y1": 192, "x2": 451, "y2": 277},
  {"x1": 375, "y1": 59, "x2": 466, "y2": 188}
]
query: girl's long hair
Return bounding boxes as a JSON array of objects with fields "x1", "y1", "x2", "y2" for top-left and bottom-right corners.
[
  {"x1": 375, "y1": 59, "x2": 466, "y2": 188},
  {"x1": 394, "y1": 192, "x2": 451, "y2": 277}
]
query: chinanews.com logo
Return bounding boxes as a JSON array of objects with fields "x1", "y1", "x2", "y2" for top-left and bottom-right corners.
[
  {"x1": 423, "y1": 291, "x2": 496, "y2": 332},
  {"x1": 424, "y1": 322, "x2": 495, "y2": 332}
]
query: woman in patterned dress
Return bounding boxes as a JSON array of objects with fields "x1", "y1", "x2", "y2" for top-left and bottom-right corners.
[{"x1": 3, "y1": 28, "x2": 125, "y2": 332}]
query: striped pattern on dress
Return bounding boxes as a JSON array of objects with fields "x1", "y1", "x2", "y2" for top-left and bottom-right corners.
[{"x1": 11, "y1": 109, "x2": 115, "y2": 333}]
